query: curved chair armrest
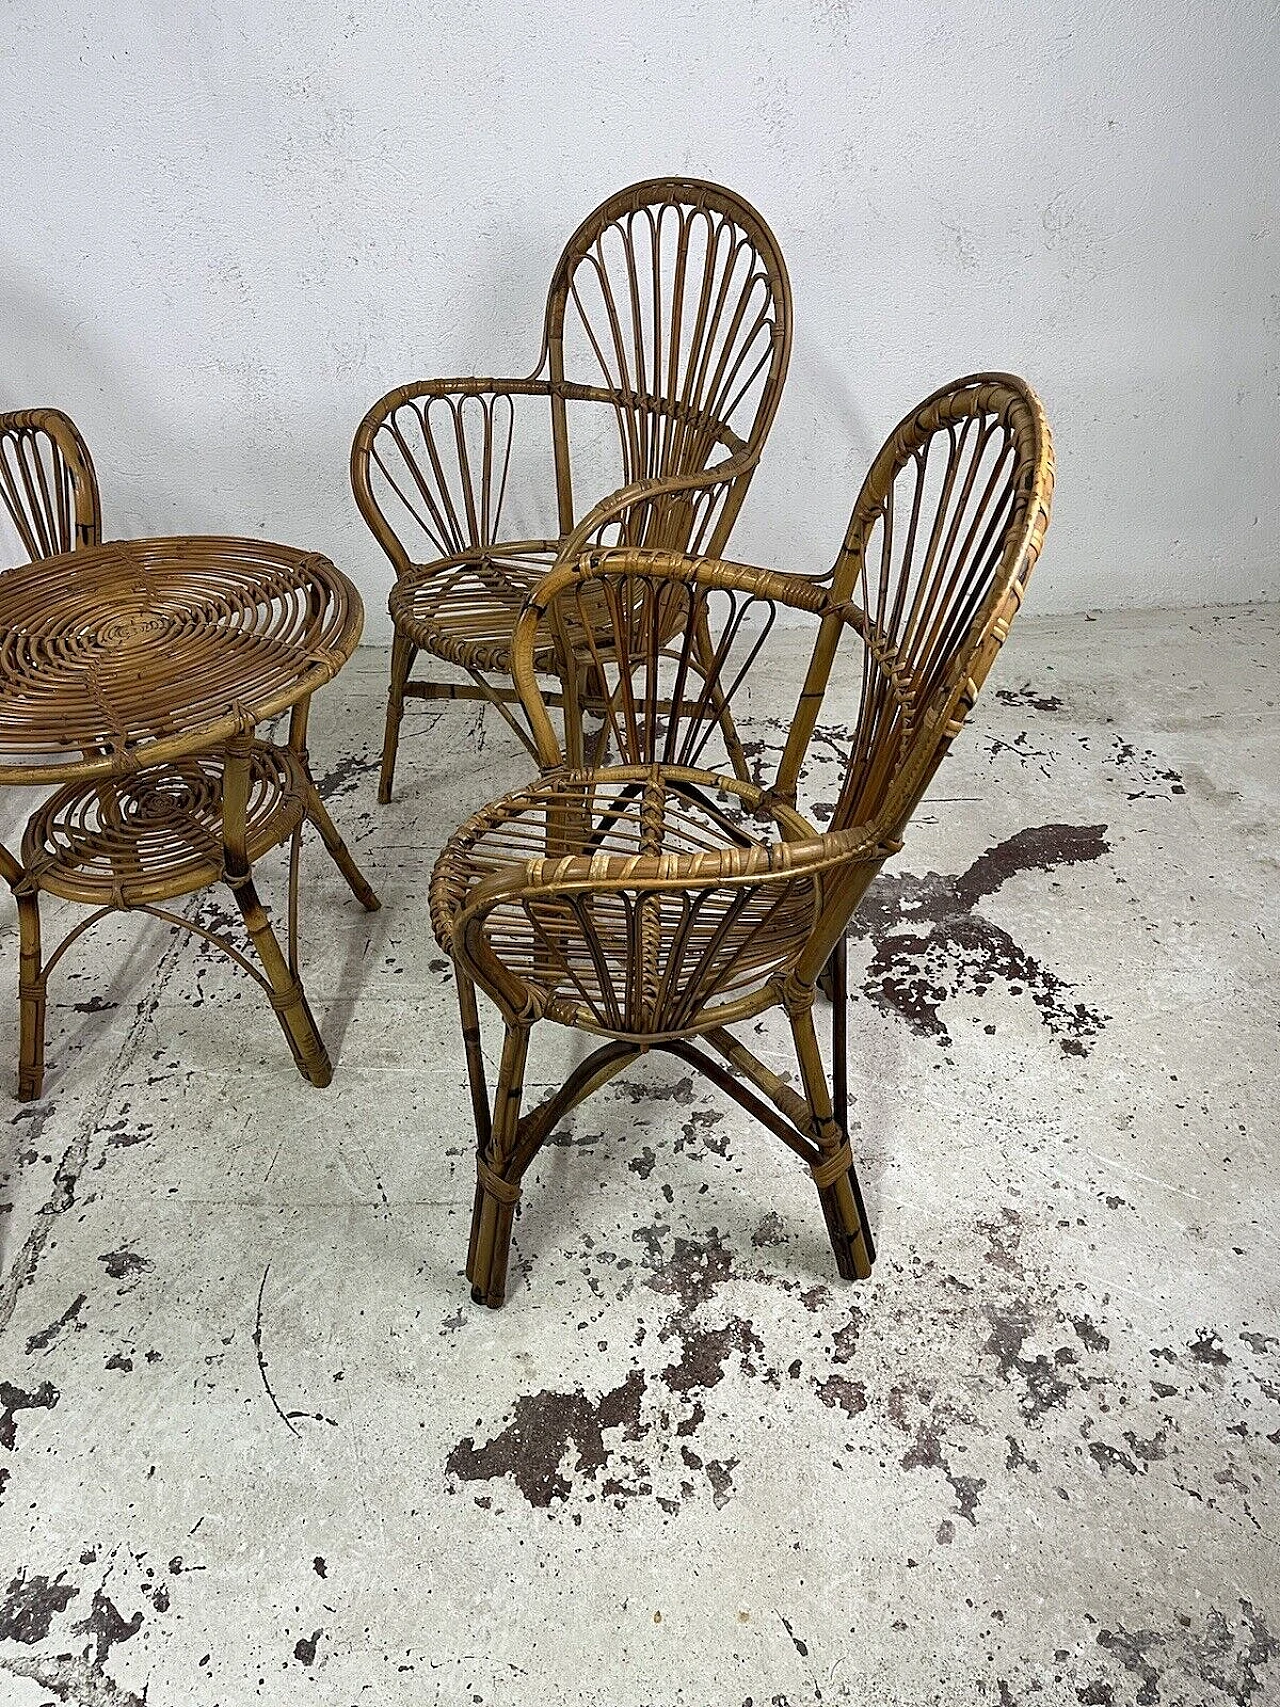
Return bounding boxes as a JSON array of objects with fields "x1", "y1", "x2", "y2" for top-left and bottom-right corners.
[
  {"x1": 530, "y1": 543, "x2": 844, "y2": 621},
  {"x1": 350, "y1": 375, "x2": 556, "y2": 576},
  {"x1": 466, "y1": 819, "x2": 892, "y2": 908},
  {"x1": 554, "y1": 446, "x2": 758, "y2": 569},
  {"x1": 355, "y1": 375, "x2": 555, "y2": 429},
  {"x1": 509, "y1": 545, "x2": 862, "y2": 770}
]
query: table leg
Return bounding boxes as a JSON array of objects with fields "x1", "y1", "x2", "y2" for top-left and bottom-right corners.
[
  {"x1": 288, "y1": 698, "x2": 380, "y2": 912},
  {"x1": 2, "y1": 839, "x2": 44, "y2": 1102},
  {"x1": 16, "y1": 889, "x2": 45, "y2": 1102},
  {"x1": 301, "y1": 783, "x2": 380, "y2": 912},
  {"x1": 222, "y1": 736, "x2": 332, "y2": 1088}
]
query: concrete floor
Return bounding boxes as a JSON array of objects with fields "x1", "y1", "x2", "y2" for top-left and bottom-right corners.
[{"x1": 0, "y1": 605, "x2": 1276, "y2": 1706}]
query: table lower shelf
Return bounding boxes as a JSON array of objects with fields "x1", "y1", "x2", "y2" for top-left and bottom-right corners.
[
  {"x1": 20, "y1": 741, "x2": 308, "y2": 907},
  {"x1": 8, "y1": 736, "x2": 380, "y2": 1101}
]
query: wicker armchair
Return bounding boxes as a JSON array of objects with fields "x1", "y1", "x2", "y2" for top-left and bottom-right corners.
[
  {"x1": 351, "y1": 177, "x2": 792, "y2": 796},
  {"x1": 430, "y1": 375, "x2": 1055, "y2": 1306}
]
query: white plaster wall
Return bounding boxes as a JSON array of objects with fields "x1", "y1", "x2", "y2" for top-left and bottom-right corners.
[{"x1": 2, "y1": 0, "x2": 1276, "y2": 639}]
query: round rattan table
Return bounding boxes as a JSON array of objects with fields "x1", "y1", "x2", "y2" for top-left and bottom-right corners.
[{"x1": 0, "y1": 536, "x2": 379, "y2": 1099}]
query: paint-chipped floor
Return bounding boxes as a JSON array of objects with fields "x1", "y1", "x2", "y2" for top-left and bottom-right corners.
[{"x1": 1, "y1": 605, "x2": 1276, "y2": 1706}]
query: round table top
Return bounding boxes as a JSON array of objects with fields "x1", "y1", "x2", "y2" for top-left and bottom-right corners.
[{"x1": 0, "y1": 536, "x2": 364, "y2": 785}]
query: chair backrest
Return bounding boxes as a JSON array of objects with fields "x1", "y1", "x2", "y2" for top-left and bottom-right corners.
[
  {"x1": 0, "y1": 408, "x2": 101, "y2": 566},
  {"x1": 515, "y1": 551, "x2": 794, "y2": 775},
  {"x1": 543, "y1": 178, "x2": 792, "y2": 553},
  {"x1": 776, "y1": 373, "x2": 1054, "y2": 838},
  {"x1": 515, "y1": 376, "x2": 1052, "y2": 809},
  {"x1": 350, "y1": 182, "x2": 791, "y2": 585}
]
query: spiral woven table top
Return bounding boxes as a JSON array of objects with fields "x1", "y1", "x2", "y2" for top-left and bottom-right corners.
[{"x1": 0, "y1": 536, "x2": 363, "y2": 785}]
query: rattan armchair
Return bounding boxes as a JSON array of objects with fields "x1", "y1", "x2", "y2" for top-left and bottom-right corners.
[
  {"x1": 351, "y1": 177, "x2": 792, "y2": 795},
  {"x1": 430, "y1": 375, "x2": 1055, "y2": 1306}
]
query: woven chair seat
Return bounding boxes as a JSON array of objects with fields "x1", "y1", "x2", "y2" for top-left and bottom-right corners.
[
  {"x1": 390, "y1": 546, "x2": 564, "y2": 674},
  {"x1": 21, "y1": 741, "x2": 307, "y2": 908},
  {"x1": 431, "y1": 765, "x2": 821, "y2": 1037}
]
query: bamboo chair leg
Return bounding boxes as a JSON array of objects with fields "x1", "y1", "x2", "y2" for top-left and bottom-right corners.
[
  {"x1": 467, "y1": 1021, "x2": 529, "y2": 1309},
  {"x1": 379, "y1": 631, "x2": 418, "y2": 805},
  {"x1": 789, "y1": 1000, "x2": 873, "y2": 1281},
  {"x1": 302, "y1": 781, "x2": 381, "y2": 912},
  {"x1": 456, "y1": 973, "x2": 492, "y2": 1153},
  {"x1": 17, "y1": 890, "x2": 46, "y2": 1102},
  {"x1": 826, "y1": 934, "x2": 871, "y2": 1255},
  {"x1": 829, "y1": 934, "x2": 849, "y2": 1143},
  {"x1": 816, "y1": 924, "x2": 850, "y2": 1003}
]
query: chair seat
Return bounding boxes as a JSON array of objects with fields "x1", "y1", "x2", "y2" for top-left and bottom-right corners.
[
  {"x1": 21, "y1": 741, "x2": 307, "y2": 907},
  {"x1": 390, "y1": 545, "x2": 564, "y2": 674},
  {"x1": 430, "y1": 765, "x2": 821, "y2": 1036}
]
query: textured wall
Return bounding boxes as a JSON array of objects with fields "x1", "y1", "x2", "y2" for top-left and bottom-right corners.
[{"x1": 2, "y1": 0, "x2": 1276, "y2": 637}]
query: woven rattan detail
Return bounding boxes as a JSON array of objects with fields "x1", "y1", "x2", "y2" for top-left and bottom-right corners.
[
  {"x1": 432, "y1": 765, "x2": 822, "y2": 1037},
  {"x1": 476, "y1": 1157, "x2": 522, "y2": 1207},
  {"x1": 810, "y1": 1141, "x2": 854, "y2": 1189},
  {"x1": 389, "y1": 547, "x2": 562, "y2": 674},
  {"x1": 0, "y1": 536, "x2": 362, "y2": 784},
  {"x1": 22, "y1": 742, "x2": 306, "y2": 907}
]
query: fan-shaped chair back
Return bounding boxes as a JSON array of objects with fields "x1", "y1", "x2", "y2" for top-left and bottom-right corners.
[
  {"x1": 507, "y1": 374, "x2": 1054, "y2": 1010},
  {"x1": 543, "y1": 177, "x2": 791, "y2": 555},
  {"x1": 777, "y1": 373, "x2": 1054, "y2": 839}
]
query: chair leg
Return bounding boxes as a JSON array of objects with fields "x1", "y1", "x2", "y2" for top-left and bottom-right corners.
[
  {"x1": 829, "y1": 934, "x2": 848, "y2": 1125},
  {"x1": 789, "y1": 1000, "x2": 873, "y2": 1281},
  {"x1": 826, "y1": 934, "x2": 870, "y2": 1253},
  {"x1": 17, "y1": 890, "x2": 46, "y2": 1102},
  {"x1": 816, "y1": 926, "x2": 851, "y2": 1003},
  {"x1": 466, "y1": 1021, "x2": 529, "y2": 1309},
  {"x1": 302, "y1": 780, "x2": 381, "y2": 912},
  {"x1": 226, "y1": 870, "x2": 333, "y2": 1088},
  {"x1": 379, "y1": 631, "x2": 417, "y2": 805},
  {"x1": 456, "y1": 973, "x2": 492, "y2": 1152}
]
